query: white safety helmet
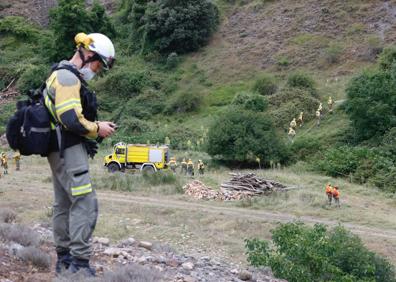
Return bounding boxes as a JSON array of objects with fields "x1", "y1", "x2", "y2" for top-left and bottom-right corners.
[{"x1": 75, "y1": 32, "x2": 115, "y2": 70}]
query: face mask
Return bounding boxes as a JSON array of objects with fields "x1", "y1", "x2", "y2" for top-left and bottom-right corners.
[{"x1": 80, "y1": 63, "x2": 96, "y2": 81}]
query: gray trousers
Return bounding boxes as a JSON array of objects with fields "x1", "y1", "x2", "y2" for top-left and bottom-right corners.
[{"x1": 48, "y1": 143, "x2": 98, "y2": 260}]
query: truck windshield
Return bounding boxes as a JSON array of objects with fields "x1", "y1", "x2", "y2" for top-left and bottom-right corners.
[{"x1": 115, "y1": 148, "x2": 125, "y2": 155}]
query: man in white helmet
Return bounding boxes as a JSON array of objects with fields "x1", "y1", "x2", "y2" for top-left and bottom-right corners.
[{"x1": 44, "y1": 32, "x2": 116, "y2": 276}]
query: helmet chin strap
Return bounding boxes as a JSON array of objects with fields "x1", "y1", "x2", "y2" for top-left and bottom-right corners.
[
  {"x1": 78, "y1": 47, "x2": 88, "y2": 68},
  {"x1": 78, "y1": 46, "x2": 101, "y2": 69}
]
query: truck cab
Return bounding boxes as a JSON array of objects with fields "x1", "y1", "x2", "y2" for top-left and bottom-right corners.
[{"x1": 104, "y1": 142, "x2": 169, "y2": 173}]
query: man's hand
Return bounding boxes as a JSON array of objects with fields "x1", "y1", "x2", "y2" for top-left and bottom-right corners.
[{"x1": 97, "y1": 121, "x2": 116, "y2": 138}]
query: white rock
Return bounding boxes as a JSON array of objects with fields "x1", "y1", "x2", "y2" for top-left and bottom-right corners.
[
  {"x1": 127, "y1": 237, "x2": 136, "y2": 245},
  {"x1": 182, "y1": 262, "x2": 195, "y2": 271},
  {"x1": 8, "y1": 243, "x2": 23, "y2": 255},
  {"x1": 138, "y1": 241, "x2": 153, "y2": 250},
  {"x1": 238, "y1": 270, "x2": 253, "y2": 281},
  {"x1": 103, "y1": 247, "x2": 123, "y2": 257},
  {"x1": 97, "y1": 237, "x2": 110, "y2": 246}
]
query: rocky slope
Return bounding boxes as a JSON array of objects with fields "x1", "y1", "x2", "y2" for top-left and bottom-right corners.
[{"x1": 0, "y1": 223, "x2": 284, "y2": 282}]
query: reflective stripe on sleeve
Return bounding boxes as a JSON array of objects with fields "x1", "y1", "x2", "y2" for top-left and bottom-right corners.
[{"x1": 56, "y1": 99, "x2": 81, "y2": 115}]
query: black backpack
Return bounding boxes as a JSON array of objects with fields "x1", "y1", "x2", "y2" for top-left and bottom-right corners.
[
  {"x1": 6, "y1": 64, "x2": 97, "y2": 157},
  {"x1": 6, "y1": 85, "x2": 54, "y2": 156}
]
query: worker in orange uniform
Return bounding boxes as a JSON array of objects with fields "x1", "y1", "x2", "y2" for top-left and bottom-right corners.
[
  {"x1": 325, "y1": 183, "x2": 333, "y2": 205},
  {"x1": 332, "y1": 186, "x2": 340, "y2": 207}
]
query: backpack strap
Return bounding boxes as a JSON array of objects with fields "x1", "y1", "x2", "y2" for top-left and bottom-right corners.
[{"x1": 43, "y1": 64, "x2": 84, "y2": 158}]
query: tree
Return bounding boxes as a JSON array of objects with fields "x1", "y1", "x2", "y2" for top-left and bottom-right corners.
[
  {"x1": 119, "y1": 0, "x2": 219, "y2": 54},
  {"x1": 345, "y1": 69, "x2": 396, "y2": 141},
  {"x1": 206, "y1": 109, "x2": 288, "y2": 164},
  {"x1": 49, "y1": 0, "x2": 115, "y2": 61}
]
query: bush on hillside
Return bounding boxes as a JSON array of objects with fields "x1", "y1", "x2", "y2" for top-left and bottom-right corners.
[
  {"x1": 314, "y1": 146, "x2": 373, "y2": 177},
  {"x1": 118, "y1": 0, "x2": 219, "y2": 54},
  {"x1": 124, "y1": 90, "x2": 166, "y2": 119},
  {"x1": 290, "y1": 137, "x2": 324, "y2": 162},
  {"x1": 378, "y1": 47, "x2": 396, "y2": 70},
  {"x1": 232, "y1": 92, "x2": 268, "y2": 112},
  {"x1": 286, "y1": 71, "x2": 317, "y2": 97},
  {"x1": 16, "y1": 64, "x2": 49, "y2": 95},
  {"x1": 268, "y1": 87, "x2": 319, "y2": 128},
  {"x1": 95, "y1": 68, "x2": 150, "y2": 99},
  {"x1": 49, "y1": 0, "x2": 115, "y2": 61},
  {"x1": 345, "y1": 69, "x2": 396, "y2": 141},
  {"x1": 0, "y1": 17, "x2": 40, "y2": 41},
  {"x1": 207, "y1": 109, "x2": 288, "y2": 164},
  {"x1": 252, "y1": 73, "x2": 278, "y2": 96},
  {"x1": 246, "y1": 222, "x2": 396, "y2": 282},
  {"x1": 165, "y1": 91, "x2": 203, "y2": 114},
  {"x1": 312, "y1": 144, "x2": 396, "y2": 191},
  {"x1": 323, "y1": 42, "x2": 343, "y2": 64}
]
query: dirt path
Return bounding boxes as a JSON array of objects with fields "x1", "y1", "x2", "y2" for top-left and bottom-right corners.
[
  {"x1": 97, "y1": 192, "x2": 396, "y2": 240},
  {"x1": 6, "y1": 181, "x2": 396, "y2": 241}
]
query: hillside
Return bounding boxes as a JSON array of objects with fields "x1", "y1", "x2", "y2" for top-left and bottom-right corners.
[{"x1": 2, "y1": 1, "x2": 396, "y2": 281}]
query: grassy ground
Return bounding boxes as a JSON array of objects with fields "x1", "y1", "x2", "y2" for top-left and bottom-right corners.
[{"x1": 1, "y1": 153, "x2": 396, "y2": 266}]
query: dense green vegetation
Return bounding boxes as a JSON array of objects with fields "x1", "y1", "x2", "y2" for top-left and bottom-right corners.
[
  {"x1": 246, "y1": 222, "x2": 396, "y2": 282},
  {"x1": 1, "y1": 0, "x2": 396, "y2": 192},
  {"x1": 117, "y1": 0, "x2": 219, "y2": 55}
]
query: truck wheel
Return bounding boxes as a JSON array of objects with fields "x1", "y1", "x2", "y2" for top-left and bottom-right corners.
[
  {"x1": 142, "y1": 165, "x2": 155, "y2": 174},
  {"x1": 108, "y1": 163, "x2": 120, "y2": 173}
]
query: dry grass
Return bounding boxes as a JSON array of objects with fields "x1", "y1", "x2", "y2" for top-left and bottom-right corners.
[
  {"x1": 0, "y1": 223, "x2": 40, "y2": 247},
  {"x1": 54, "y1": 264, "x2": 165, "y2": 282},
  {"x1": 16, "y1": 246, "x2": 51, "y2": 270},
  {"x1": 0, "y1": 208, "x2": 17, "y2": 223}
]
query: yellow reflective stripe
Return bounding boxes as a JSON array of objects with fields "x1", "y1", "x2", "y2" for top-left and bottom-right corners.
[
  {"x1": 71, "y1": 183, "x2": 92, "y2": 196},
  {"x1": 57, "y1": 103, "x2": 82, "y2": 115},
  {"x1": 45, "y1": 96, "x2": 56, "y2": 120},
  {"x1": 55, "y1": 98, "x2": 80, "y2": 111}
]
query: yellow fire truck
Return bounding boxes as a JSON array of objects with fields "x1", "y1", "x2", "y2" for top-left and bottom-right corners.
[{"x1": 104, "y1": 142, "x2": 169, "y2": 173}]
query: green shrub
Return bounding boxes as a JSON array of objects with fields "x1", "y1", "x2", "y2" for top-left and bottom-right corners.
[
  {"x1": 118, "y1": 0, "x2": 219, "y2": 54},
  {"x1": 252, "y1": 73, "x2": 277, "y2": 96},
  {"x1": 286, "y1": 71, "x2": 317, "y2": 96},
  {"x1": 246, "y1": 222, "x2": 396, "y2": 282},
  {"x1": 123, "y1": 90, "x2": 166, "y2": 119},
  {"x1": 276, "y1": 56, "x2": 290, "y2": 67},
  {"x1": 290, "y1": 137, "x2": 323, "y2": 162},
  {"x1": 378, "y1": 47, "x2": 396, "y2": 70},
  {"x1": 268, "y1": 87, "x2": 319, "y2": 128},
  {"x1": 0, "y1": 102, "x2": 15, "y2": 135},
  {"x1": 0, "y1": 17, "x2": 40, "y2": 41},
  {"x1": 95, "y1": 68, "x2": 150, "y2": 99},
  {"x1": 232, "y1": 92, "x2": 268, "y2": 112},
  {"x1": 207, "y1": 109, "x2": 288, "y2": 164},
  {"x1": 314, "y1": 146, "x2": 372, "y2": 177},
  {"x1": 366, "y1": 35, "x2": 383, "y2": 61},
  {"x1": 345, "y1": 69, "x2": 396, "y2": 141},
  {"x1": 323, "y1": 42, "x2": 343, "y2": 64},
  {"x1": 16, "y1": 64, "x2": 49, "y2": 94},
  {"x1": 165, "y1": 91, "x2": 203, "y2": 113}
]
